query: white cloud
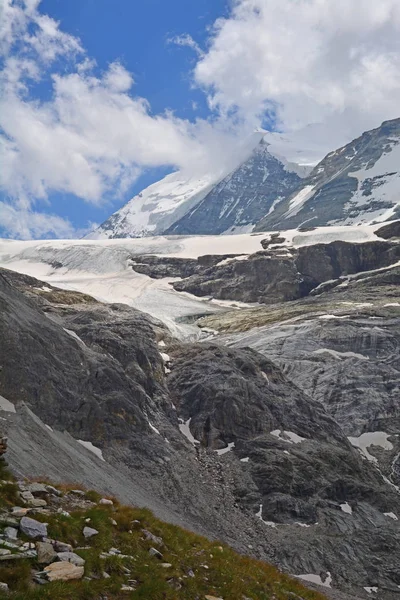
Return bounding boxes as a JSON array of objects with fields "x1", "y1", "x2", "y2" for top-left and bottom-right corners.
[
  {"x1": 0, "y1": 202, "x2": 76, "y2": 239},
  {"x1": 0, "y1": 0, "x2": 240, "y2": 238},
  {"x1": 195, "y1": 0, "x2": 400, "y2": 143},
  {"x1": 169, "y1": 34, "x2": 204, "y2": 57}
]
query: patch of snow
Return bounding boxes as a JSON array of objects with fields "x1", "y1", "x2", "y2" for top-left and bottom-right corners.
[
  {"x1": 271, "y1": 430, "x2": 306, "y2": 444},
  {"x1": 296, "y1": 572, "x2": 332, "y2": 588},
  {"x1": 240, "y1": 457, "x2": 250, "y2": 463},
  {"x1": 295, "y1": 522, "x2": 311, "y2": 527},
  {"x1": 256, "y1": 504, "x2": 277, "y2": 528},
  {"x1": 261, "y1": 372, "x2": 270, "y2": 383},
  {"x1": 45, "y1": 424, "x2": 53, "y2": 432},
  {"x1": 313, "y1": 348, "x2": 368, "y2": 361},
  {"x1": 160, "y1": 352, "x2": 170, "y2": 363},
  {"x1": 318, "y1": 314, "x2": 349, "y2": 320},
  {"x1": 384, "y1": 512, "x2": 398, "y2": 520},
  {"x1": 178, "y1": 418, "x2": 200, "y2": 446},
  {"x1": 77, "y1": 440, "x2": 105, "y2": 462},
  {"x1": 148, "y1": 422, "x2": 160, "y2": 435},
  {"x1": 158, "y1": 340, "x2": 166, "y2": 347},
  {"x1": 34, "y1": 285, "x2": 52, "y2": 292},
  {"x1": 216, "y1": 442, "x2": 235, "y2": 456},
  {"x1": 63, "y1": 328, "x2": 86, "y2": 346},
  {"x1": 285, "y1": 185, "x2": 316, "y2": 217},
  {"x1": 215, "y1": 255, "x2": 249, "y2": 267},
  {"x1": 340, "y1": 502, "x2": 353, "y2": 514},
  {"x1": 0, "y1": 395, "x2": 16, "y2": 413},
  {"x1": 384, "y1": 303, "x2": 400, "y2": 307},
  {"x1": 364, "y1": 587, "x2": 378, "y2": 594},
  {"x1": 348, "y1": 432, "x2": 394, "y2": 464}
]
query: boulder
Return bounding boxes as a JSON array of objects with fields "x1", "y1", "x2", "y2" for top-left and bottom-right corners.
[
  {"x1": 11, "y1": 507, "x2": 29, "y2": 518},
  {"x1": 141, "y1": 529, "x2": 163, "y2": 546},
  {"x1": 36, "y1": 542, "x2": 57, "y2": 565},
  {"x1": 44, "y1": 561, "x2": 84, "y2": 582},
  {"x1": 83, "y1": 526, "x2": 98, "y2": 538},
  {"x1": 19, "y1": 517, "x2": 47, "y2": 539},
  {"x1": 4, "y1": 527, "x2": 18, "y2": 540},
  {"x1": 53, "y1": 540, "x2": 73, "y2": 553},
  {"x1": 99, "y1": 498, "x2": 113, "y2": 506},
  {"x1": 26, "y1": 483, "x2": 48, "y2": 498},
  {"x1": 148, "y1": 547, "x2": 163, "y2": 559},
  {"x1": 57, "y1": 551, "x2": 85, "y2": 567},
  {"x1": 28, "y1": 499, "x2": 47, "y2": 508}
]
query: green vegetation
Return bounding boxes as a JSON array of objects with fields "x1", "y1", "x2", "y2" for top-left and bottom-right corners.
[{"x1": 0, "y1": 468, "x2": 327, "y2": 600}]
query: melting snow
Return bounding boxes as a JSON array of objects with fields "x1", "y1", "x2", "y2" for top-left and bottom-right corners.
[
  {"x1": 148, "y1": 422, "x2": 160, "y2": 435},
  {"x1": 348, "y1": 432, "x2": 394, "y2": 463},
  {"x1": 216, "y1": 442, "x2": 235, "y2": 456},
  {"x1": 178, "y1": 418, "x2": 200, "y2": 446},
  {"x1": 77, "y1": 440, "x2": 105, "y2": 462},
  {"x1": 313, "y1": 348, "x2": 368, "y2": 361},
  {"x1": 384, "y1": 512, "x2": 398, "y2": 520},
  {"x1": 63, "y1": 328, "x2": 86, "y2": 346},
  {"x1": 296, "y1": 572, "x2": 332, "y2": 588},
  {"x1": 318, "y1": 314, "x2": 348, "y2": 320},
  {"x1": 271, "y1": 430, "x2": 306, "y2": 444},
  {"x1": 340, "y1": 502, "x2": 353, "y2": 514},
  {"x1": 256, "y1": 504, "x2": 277, "y2": 528},
  {"x1": 0, "y1": 395, "x2": 16, "y2": 413}
]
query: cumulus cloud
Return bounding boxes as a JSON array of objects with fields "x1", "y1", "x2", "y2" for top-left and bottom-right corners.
[
  {"x1": 0, "y1": 0, "x2": 239, "y2": 239},
  {"x1": 195, "y1": 0, "x2": 400, "y2": 144},
  {"x1": 3, "y1": 0, "x2": 400, "y2": 239}
]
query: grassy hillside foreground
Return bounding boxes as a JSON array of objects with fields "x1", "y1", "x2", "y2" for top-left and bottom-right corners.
[{"x1": 0, "y1": 460, "x2": 327, "y2": 600}]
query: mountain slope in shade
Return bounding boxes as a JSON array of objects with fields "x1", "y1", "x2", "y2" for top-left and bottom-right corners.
[
  {"x1": 256, "y1": 118, "x2": 400, "y2": 232},
  {"x1": 165, "y1": 139, "x2": 303, "y2": 235}
]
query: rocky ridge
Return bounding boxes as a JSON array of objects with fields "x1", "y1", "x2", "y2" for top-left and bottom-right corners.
[{"x1": 256, "y1": 118, "x2": 400, "y2": 231}]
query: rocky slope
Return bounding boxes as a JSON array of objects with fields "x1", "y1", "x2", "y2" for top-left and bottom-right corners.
[
  {"x1": 0, "y1": 467, "x2": 327, "y2": 600},
  {"x1": 2, "y1": 228, "x2": 400, "y2": 598},
  {"x1": 256, "y1": 118, "x2": 400, "y2": 231}
]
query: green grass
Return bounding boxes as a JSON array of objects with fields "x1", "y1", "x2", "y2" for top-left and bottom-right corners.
[{"x1": 0, "y1": 472, "x2": 328, "y2": 600}]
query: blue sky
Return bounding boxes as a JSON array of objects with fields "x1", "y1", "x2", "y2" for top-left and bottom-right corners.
[
  {"x1": 0, "y1": 0, "x2": 230, "y2": 238},
  {"x1": 2, "y1": 0, "x2": 400, "y2": 239}
]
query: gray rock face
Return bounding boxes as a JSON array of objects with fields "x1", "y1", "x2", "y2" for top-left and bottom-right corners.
[
  {"x1": 166, "y1": 139, "x2": 301, "y2": 235},
  {"x1": 256, "y1": 118, "x2": 400, "y2": 231},
  {"x1": 172, "y1": 240, "x2": 400, "y2": 304}
]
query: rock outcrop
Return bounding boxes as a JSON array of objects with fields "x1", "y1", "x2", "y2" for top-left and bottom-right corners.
[{"x1": 172, "y1": 240, "x2": 400, "y2": 304}]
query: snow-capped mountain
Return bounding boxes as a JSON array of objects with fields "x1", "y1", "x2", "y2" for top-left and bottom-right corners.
[
  {"x1": 256, "y1": 118, "x2": 400, "y2": 231},
  {"x1": 85, "y1": 170, "x2": 220, "y2": 240},
  {"x1": 87, "y1": 134, "x2": 309, "y2": 239},
  {"x1": 165, "y1": 139, "x2": 304, "y2": 235}
]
